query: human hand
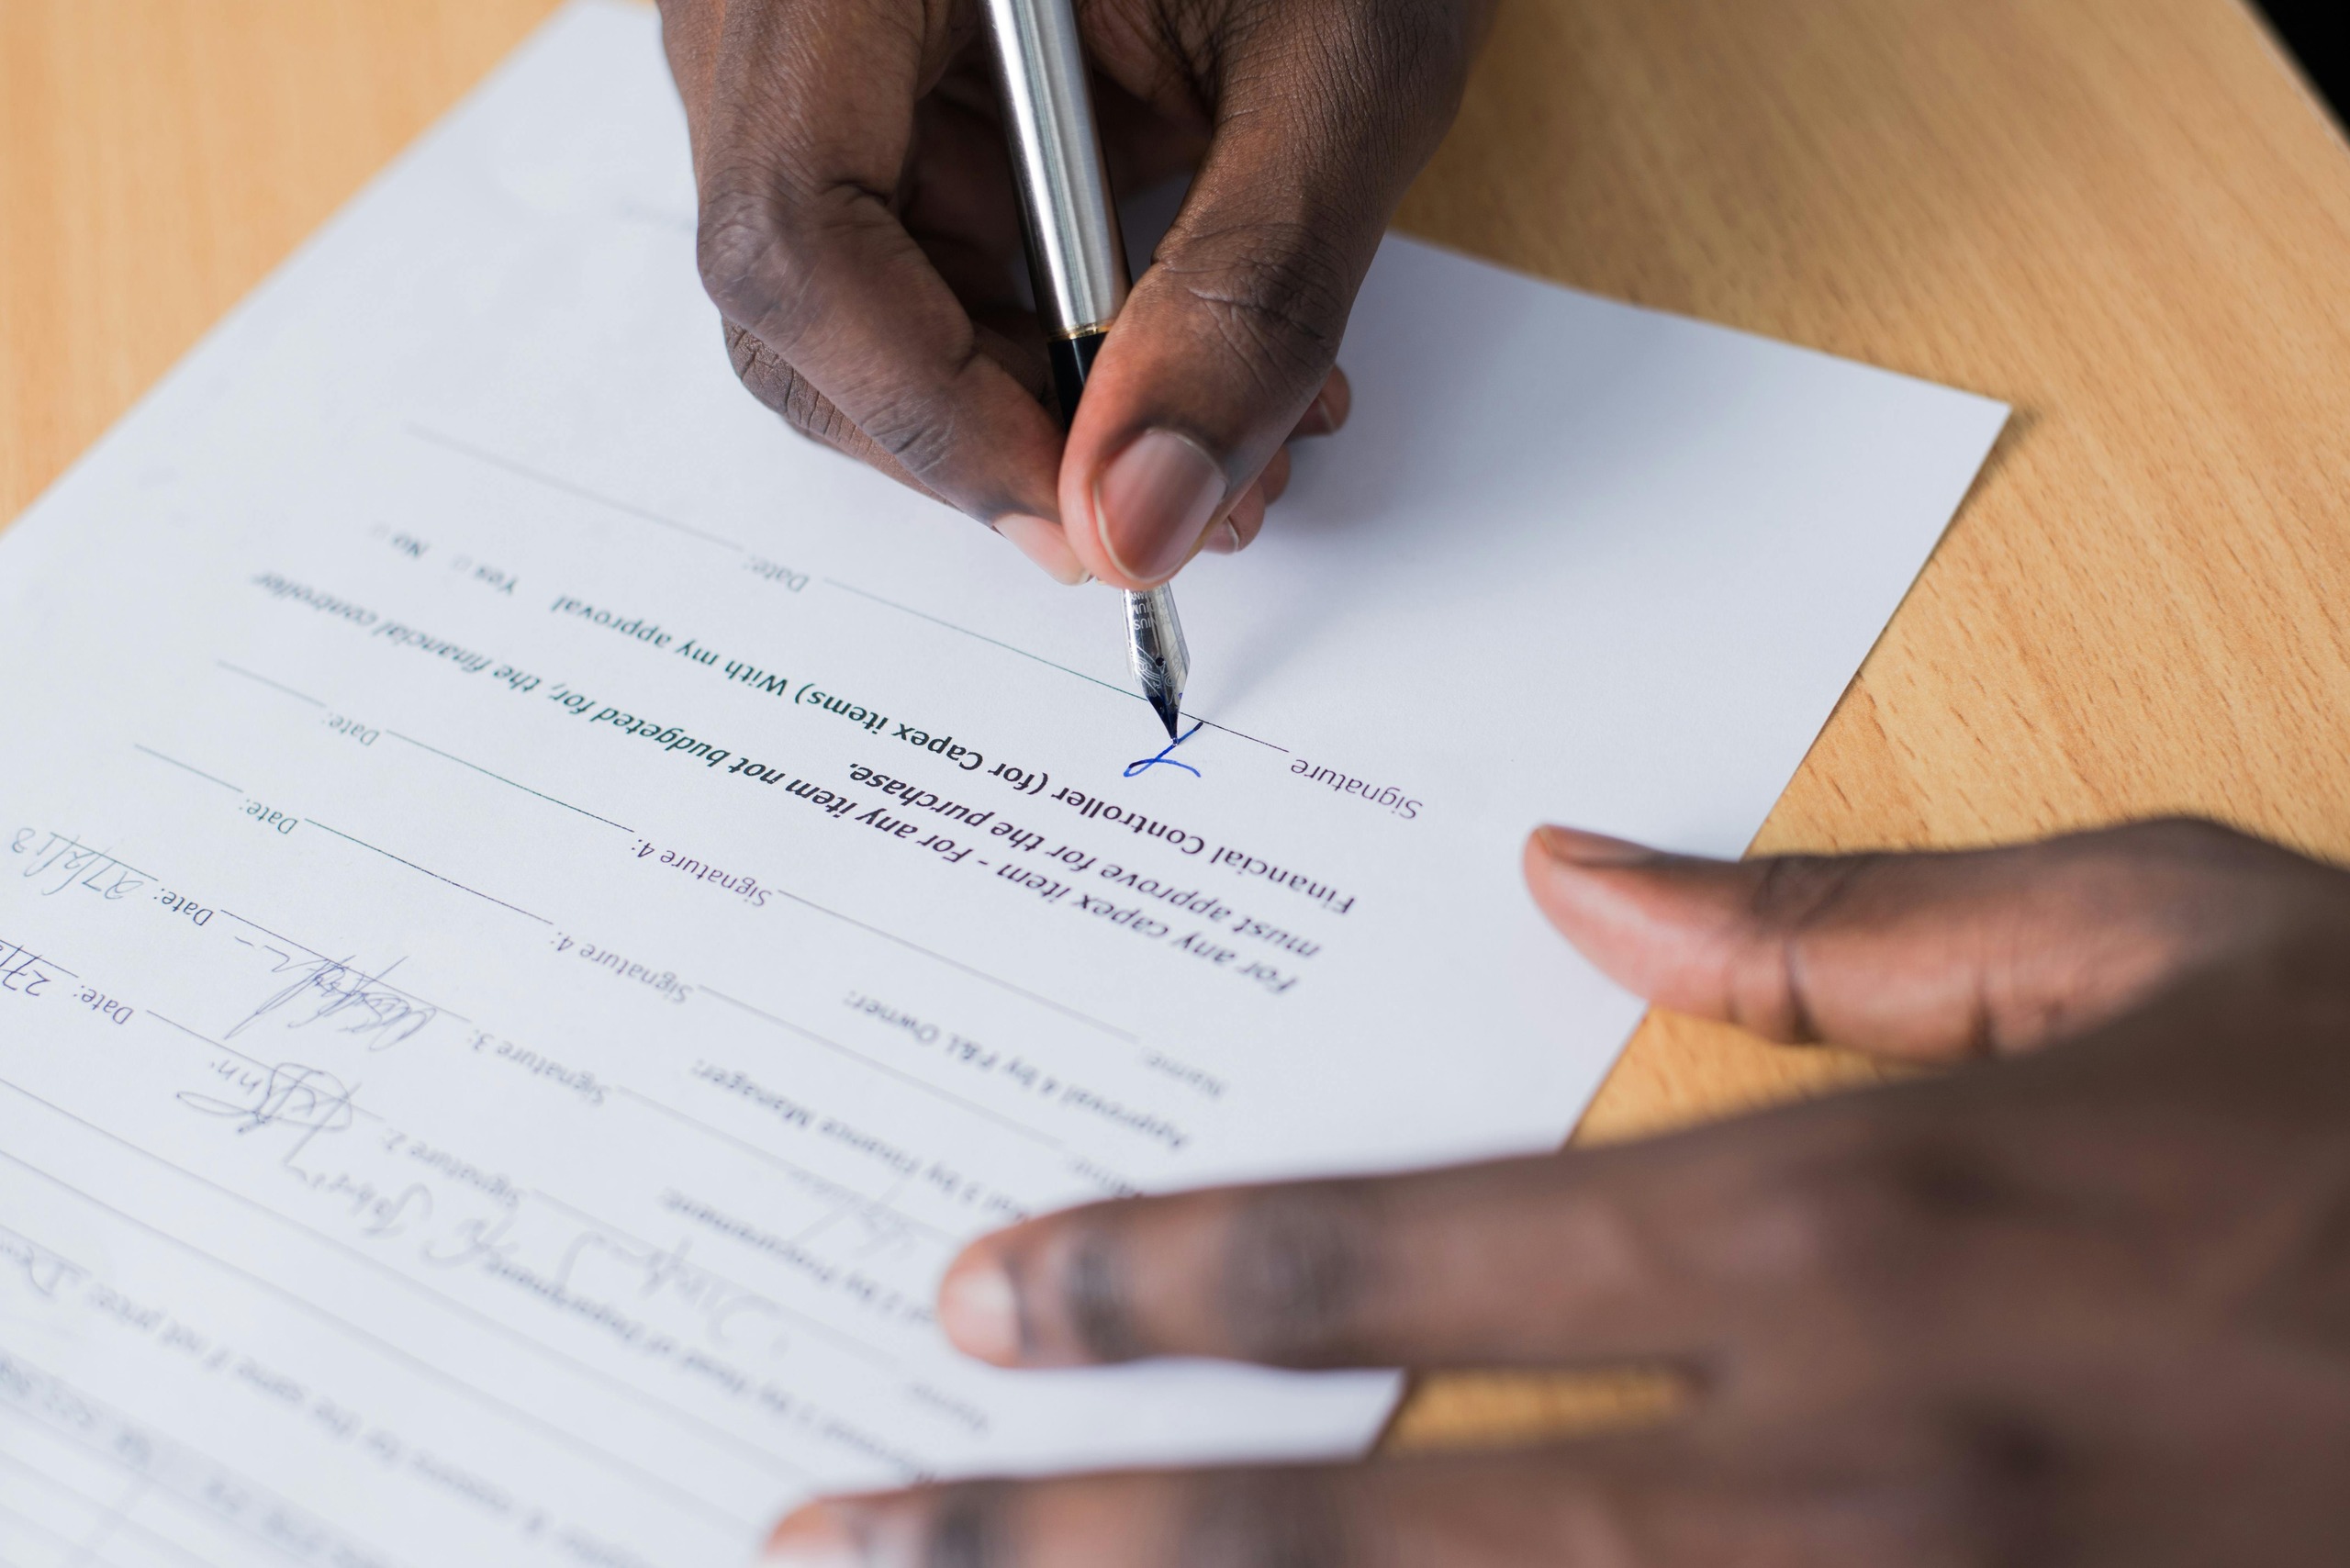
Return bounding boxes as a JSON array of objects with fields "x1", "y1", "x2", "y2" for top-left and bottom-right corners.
[
  {"x1": 655, "y1": 0, "x2": 1489, "y2": 588},
  {"x1": 759, "y1": 818, "x2": 2350, "y2": 1565}
]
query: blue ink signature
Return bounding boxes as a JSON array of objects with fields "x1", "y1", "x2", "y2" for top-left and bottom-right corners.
[{"x1": 1125, "y1": 721, "x2": 1205, "y2": 779}]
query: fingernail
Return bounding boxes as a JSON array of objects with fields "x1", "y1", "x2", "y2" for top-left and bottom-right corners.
[
  {"x1": 1201, "y1": 519, "x2": 1244, "y2": 554},
  {"x1": 1095, "y1": 429, "x2": 1225, "y2": 583},
  {"x1": 1225, "y1": 479, "x2": 1267, "y2": 545},
  {"x1": 1535, "y1": 826, "x2": 1661, "y2": 868},
  {"x1": 760, "y1": 1503, "x2": 861, "y2": 1568},
  {"x1": 1295, "y1": 370, "x2": 1351, "y2": 436},
  {"x1": 937, "y1": 1256, "x2": 1022, "y2": 1363},
  {"x1": 991, "y1": 513, "x2": 1089, "y2": 586}
]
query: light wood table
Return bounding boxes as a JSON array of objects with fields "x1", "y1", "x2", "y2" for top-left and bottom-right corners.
[{"x1": 7, "y1": 0, "x2": 2349, "y2": 1455}]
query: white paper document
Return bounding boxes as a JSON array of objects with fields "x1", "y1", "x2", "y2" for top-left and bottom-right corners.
[{"x1": 0, "y1": 5, "x2": 2006, "y2": 1565}]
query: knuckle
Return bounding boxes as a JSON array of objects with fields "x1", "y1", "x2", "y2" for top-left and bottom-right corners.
[
  {"x1": 1735, "y1": 856, "x2": 1877, "y2": 1039},
  {"x1": 2091, "y1": 815, "x2": 2318, "y2": 898},
  {"x1": 1746, "y1": 853, "x2": 1874, "y2": 936},
  {"x1": 2098, "y1": 815, "x2": 2288, "y2": 896},
  {"x1": 1057, "y1": 1217, "x2": 1146, "y2": 1362},
  {"x1": 1827, "y1": 1477, "x2": 2038, "y2": 1568},
  {"x1": 912, "y1": 1481, "x2": 1009, "y2": 1568},
  {"x1": 1326, "y1": 0, "x2": 1481, "y2": 108},
  {"x1": 2108, "y1": 813, "x2": 2256, "y2": 859},
  {"x1": 722, "y1": 325, "x2": 858, "y2": 448},
  {"x1": 856, "y1": 381, "x2": 969, "y2": 483},
  {"x1": 1753, "y1": 1170, "x2": 1893, "y2": 1282},
  {"x1": 1180, "y1": 1468, "x2": 1347, "y2": 1568},
  {"x1": 2082, "y1": 816, "x2": 2350, "y2": 962},
  {"x1": 695, "y1": 177, "x2": 787, "y2": 327},
  {"x1": 1873, "y1": 1134, "x2": 2024, "y2": 1227},
  {"x1": 1244, "y1": 0, "x2": 1482, "y2": 108},
  {"x1": 1051, "y1": 1182, "x2": 1383, "y2": 1366},
  {"x1": 1158, "y1": 223, "x2": 1359, "y2": 395},
  {"x1": 1217, "y1": 1183, "x2": 1377, "y2": 1364},
  {"x1": 1935, "y1": 1413, "x2": 2067, "y2": 1565},
  {"x1": 699, "y1": 171, "x2": 880, "y2": 353},
  {"x1": 1742, "y1": 1137, "x2": 1943, "y2": 1291}
]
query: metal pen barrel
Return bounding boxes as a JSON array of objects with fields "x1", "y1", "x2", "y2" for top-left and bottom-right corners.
[
  {"x1": 981, "y1": 0, "x2": 1192, "y2": 739},
  {"x1": 980, "y1": 0, "x2": 1126, "y2": 340}
]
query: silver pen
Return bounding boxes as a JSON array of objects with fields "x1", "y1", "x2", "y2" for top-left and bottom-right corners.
[{"x1": 980, "y1": 0, "x2": 1192, "y2": 740}]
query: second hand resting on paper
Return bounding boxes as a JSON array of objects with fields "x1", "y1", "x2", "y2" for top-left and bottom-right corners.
[{"x1": 764, "y1": 821, "x2": 2350, "y2": 1568}]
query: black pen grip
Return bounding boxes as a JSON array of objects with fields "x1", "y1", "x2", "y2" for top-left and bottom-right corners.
[{"x1": 1048, "y1": 329, "x2": 1109, "y2": 431}]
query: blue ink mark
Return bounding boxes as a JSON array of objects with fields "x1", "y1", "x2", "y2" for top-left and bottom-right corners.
[{"x1": 1125, "y1": 721, "x2": 1205, "y2": 779}]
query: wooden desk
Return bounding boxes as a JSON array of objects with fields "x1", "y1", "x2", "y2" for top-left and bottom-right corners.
[{"x1": 7, "y1": 0, "x2": 2349, "y2": 1451}]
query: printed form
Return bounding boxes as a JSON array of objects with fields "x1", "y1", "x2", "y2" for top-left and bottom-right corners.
[{"x1": 0, "y1": 5, "x2": 2007, "y2": 1566}]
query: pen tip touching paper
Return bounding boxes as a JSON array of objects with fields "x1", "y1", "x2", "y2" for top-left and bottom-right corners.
[{"x1": 1125, "y1": 584, "x2": 1190, "y2": 744}]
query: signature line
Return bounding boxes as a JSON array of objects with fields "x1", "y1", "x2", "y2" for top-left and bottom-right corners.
[
  {"x1": 699, "y1": 987, "x2": 1069, "y2": 1149},
  {"x1": 132, "y1": 745, "x2": 244, "y2": 794},
  {"x1": 822, "y1": 577, "x2": 1289, "y2": 753},
  {"x1": 1124, "y1": 720, "x2": 1205, "y2": 779},
  {"x1": 0, "y1": 1449, "x2": 225, "y2": 1568},
  {"x1": 385, "y1": 729, "x2": 632, "y2": 833},
  {"x1": 149, "y1": 1014, "x2": 393, "y2": 1126},
  {"x1": 406, "y1": 425, "x2": 745, "y2": 553},
  {"x1": 0, "y1": 1092, "x2": 775, "y2": 1525},
  {"x1": 301, "y1": 819, "x2": 553, "y2": 925},
  {"x1": 216, "y1": 660, "x2": 326, "y2": 707},
  {"x1": 216, "y1": 909, "x2": 465, "y2": 1023},
  {"x1": 526, "y1": 1189, "x2": 899, "y2": 1368},
  {"x1": 754, "y1": 880, "x2": 1136, "y2": 1043}
]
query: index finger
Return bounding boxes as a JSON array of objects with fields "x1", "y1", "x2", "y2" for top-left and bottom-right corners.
[
  {"x1": 929, "y1": 935, "x2": 2280, "y2": 1378},
  {"x1": 933, "y1": 1094, "x2": 1910, "y2": 1373},
  {"x1": 684, "y1": 0, "x2": 1069, "y2": 526},
  {"x1": 759, "y1": 1439, "x2": 1953, "y2": 1568}
]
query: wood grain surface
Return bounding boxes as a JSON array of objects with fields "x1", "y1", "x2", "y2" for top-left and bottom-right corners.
[{"x1": 6, "y1": 0, "x2": 2349, "y2": 1456}]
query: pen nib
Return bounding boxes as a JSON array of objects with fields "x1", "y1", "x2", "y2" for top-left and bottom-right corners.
[
  {"x1": 1149, "y1": 689, "x2": 1182, "y2": 741},
  {"x1": 1125, "y1": 585, "x2": 1192, "y2": 746}
]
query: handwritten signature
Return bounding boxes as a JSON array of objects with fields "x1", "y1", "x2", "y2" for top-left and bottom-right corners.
[
  {"x1": 229, "y1": 942, "x2": 436, "y2": 1049},
  {"x1": 1124, "y1": 720, "x2": 1205, "y2": 779},
  {"x1": 178, "y1": 1058, "x2": 359, "y2": 1172},
  {"x1": 426, "y1": 1211, "x2": 795, "y2": 1355}
]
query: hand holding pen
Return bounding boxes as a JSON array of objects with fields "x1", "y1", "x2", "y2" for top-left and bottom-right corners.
[{"x1": 655, "y1": 0, "x2": 1488, "y2": 590}]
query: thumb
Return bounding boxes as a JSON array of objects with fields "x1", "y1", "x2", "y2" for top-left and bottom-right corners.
[
  {"x1": 1058, "y1": 1, "x2": 1484, "y2": 588},
  {"x1": 1523, "y1": 818, "x2": 2343, "y2": 1062}
]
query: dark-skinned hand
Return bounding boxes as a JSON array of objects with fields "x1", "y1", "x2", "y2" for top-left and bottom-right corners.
[
  {"x1": 760, "y1": 816, "x2": 2350, "y2": 1566},
  {"x1": 654, "y1": 0, "x2": 1490, "y2": 588}
]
